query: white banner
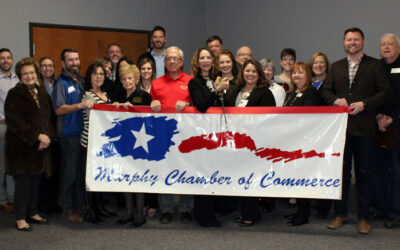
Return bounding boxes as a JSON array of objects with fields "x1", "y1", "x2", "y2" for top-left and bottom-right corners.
[{"x1": 86, "y1": 105, "x2": 348, "y2": 199}]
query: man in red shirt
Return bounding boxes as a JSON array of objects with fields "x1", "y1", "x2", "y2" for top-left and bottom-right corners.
[{"x1": 150, "y1": 46, "x2": 194, "y2": 224}]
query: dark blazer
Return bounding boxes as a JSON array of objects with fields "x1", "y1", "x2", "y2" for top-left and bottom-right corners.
[
  {"x1": 188, "y1": 75, "x2": 236, "y2": 112},
  {"x1": 284, "y1": 86, "x2": 320, "y2": 107},
  {"x1": 114, "y1": 87, "x2": 152, "y2": 106},
  {"x1": 227, "y1": 86, "x2": 276, "y2": 107},
  {"x1": 5, "y1": 83, "x2": 56, "y2": 175},
  {"x1": 320, "y1": 55, "x2": 391, "y2": 136}
]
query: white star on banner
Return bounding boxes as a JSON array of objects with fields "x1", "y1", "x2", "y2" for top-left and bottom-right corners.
[{"x1": 131, "y1": 123, "x2": 154, "y2": 153}]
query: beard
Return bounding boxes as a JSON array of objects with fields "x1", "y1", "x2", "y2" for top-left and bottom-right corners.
[
  {"x1": 65, "y1": 65, "x2": 80, "y2": 75},
  {"x1": 153, "y1": 41, "x2": 165, "y2": 50},
  {"x1": 0, "y1": 62, "x2": 12, "y2": 72}
]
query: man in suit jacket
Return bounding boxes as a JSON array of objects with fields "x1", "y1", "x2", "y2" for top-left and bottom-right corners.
[{"x1": 321, "y1": 27, "x2": 391, "y2": 234}]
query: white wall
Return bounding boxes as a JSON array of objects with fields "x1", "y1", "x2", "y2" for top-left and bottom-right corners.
[{"x1": 205, "y1": 0, "x2": 400, "y2": 69}]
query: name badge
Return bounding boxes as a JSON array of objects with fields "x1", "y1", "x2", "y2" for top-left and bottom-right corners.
[
  {"x1": 391, "y1": 68, "x2": 400, "y2": 73},
  {"x1": 296, "y1": 93, "x2": 303, "y2": 97},
  {"x1": 132, "y1": 97, "x2": 142, "y2": 104},
  {"x1": 67, "y1": 86, "x2": 76, "y2": 93}
]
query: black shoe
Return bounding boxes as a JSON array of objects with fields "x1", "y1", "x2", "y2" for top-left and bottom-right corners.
[
  {"x1": 98, "y1": 206, "x2": 117, "y2": 217},
  {"x1": 198, "y1": 219, "x2": 221, "y2": 228},
  {"x1": 287, "y1": 216, "x2": 308, "y2": 226},
  {"x1": 117, "y1": 216, "x2": 134, "y2": 225},
  {"x1": 239, "y1": 220, "x2": 254, "y2": 227},
  {"x1": 180, "y1": 212, "x2": 193, "y2": 224},
  {"x1": 16, "y1": 223, "x2": 33, "y2": 232},
  {"x1": 219, "y1": 208, "x2": 236, "y2": 216},
  {"x1": 384, "y1": 218, "x2": 400, "y2": 229},
  {"x1": 86, "y1": 214, "x2": 105, "y2": 225},
  {"x1": 132, "y1": 215, "x2": 146, "y2": 228},
  {"x1": 159, "y1": 213, "x2": 173, "y2": 224},
  {"x1": 284, "y1": 213, "x2": 298, "y2": 220},
  {"x1": 26, "y1": 217, "x2": 50, "y2": 225},
  {"x1": 316, "y1": 211, "x2": 329, "y2": 219},
  {"x1": 234, "y1": 216, "x2": 242, "y2": 223}
]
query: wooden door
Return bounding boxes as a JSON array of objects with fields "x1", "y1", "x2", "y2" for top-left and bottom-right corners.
[{"x1": 30, "y1": 23, "x2": 150, "y2": 77}]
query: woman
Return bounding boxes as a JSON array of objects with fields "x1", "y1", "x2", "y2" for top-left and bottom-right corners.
[
  {"x1": 217, "y1": 49, "x2": 239, "y2": 84},
  {"x1": 138, "y1": 58, "x2": 156, "y2": 93},
  {"x1": 227, "y1": 59, "x2": 276, "y2": 226},
  {"x1": 81, "y1": 63, "x2": 116, "y2": 224},
  {"x1": 114, "y1": 64, "x2": 151, "y2": 228},
  {"x1": 283, "y1": 62, "x2": 319, "y2": 226},
  {"x1": 274, "y1": 48, "x2": 296, "y2": 92},
  {"x1": 260, "y1": 58, "x2": 286, "y2": 106},
  {"x1": 38, "y1": 57, "x2": 56, "y2": 96},
  {"x1": 94, "y1": 57, "x2": 114, "y2": 98},
  {"x1": 308, "y1": 52, "x2": 332, "y2": 218},
  {"x1": 5, "y1": 57, "x2": 55, "y2": 231},
  {"x1": 110, "y1": 56, "x2": 134, "y2": 102},
  {"x1": 188, "y1": 48, "x2": 231, "y2": 227}
]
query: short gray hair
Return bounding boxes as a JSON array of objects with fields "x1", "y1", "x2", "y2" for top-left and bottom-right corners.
[
  {"x1": 380, "y1": 33, "x2": 400, "y2": 46},
  {"x1": 259, "y1": 58, "x2": 275, "y2": 74},
  {"x1": 165, "y1": 46, "x2": 184, "y2": 59}
]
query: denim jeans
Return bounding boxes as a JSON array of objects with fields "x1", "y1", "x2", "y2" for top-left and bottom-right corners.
[
  {"x1": 0, "y1": 124, "x2": 14, "y2": 204},
  {"x1": 58, "y1": 136, "x2": 86, "y2": 212},
  {"x1": 159, "y1": 194, "x2": 193, "y2": 214}
]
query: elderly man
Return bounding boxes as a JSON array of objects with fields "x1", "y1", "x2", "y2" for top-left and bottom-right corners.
[
  {"x1": 321, "y1": 27, "x2": 391, "y2": 234},
  {"x1": 52, "y1": 48, "x2": 93, "y2": 223},
  {"x1": 371, "y1": 33, "x2": 400, "y2": 229},
  {"x1": 107, "y1": 43, "x2": 124, "y2": 81},
  {"x1": 206, "y1": 35, "x2": 224, "y2": 57},
  {"x1": 236, "y1": 46, "x2": 253, "y2": 69},
  {"x1": 150, "y1": 46, "x2": 193, "y2": 224},
  {"x1": 0, "y1": 48, "x2": 18, "y2": 213}
]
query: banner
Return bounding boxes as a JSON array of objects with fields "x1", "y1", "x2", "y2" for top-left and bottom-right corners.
[{"x1": 86, "y1": 104, "x2": 348, "y2": 199}]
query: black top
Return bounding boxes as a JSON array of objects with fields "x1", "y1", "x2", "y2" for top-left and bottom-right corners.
[
  {"x1": 380, "y1": 55, "x2": 400, "y2": 125},
  {"x1": 226, "y1": 86, "x2": 276, "y2": 107},
  {"x1": 189, "y1": 75, "x2": 236, "y2": 113},
  {"x1": 283, "y1": 86, "x2": 320, "y2": 107},
  {"x1": 114, "y1": 87, "x2": 152, "y2": 106}
]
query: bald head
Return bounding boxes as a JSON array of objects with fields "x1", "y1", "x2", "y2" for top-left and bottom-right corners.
[{"x1": 236, "y1": 46, "x2": 253, "y2": 66}]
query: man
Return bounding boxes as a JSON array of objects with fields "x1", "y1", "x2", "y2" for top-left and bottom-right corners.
[
  {"x1": 206, "y1": 35, "x2": 224, "y2": 56},
  {"x1": 150, "y1": 46, "x2": 193, "y2": 224},
  {"x1": 52, "y1": 48, "x2": 93, "y2": 222},
  {"x1": 321, "y1": 27, "x2": 391, "y2": 234},
  {"x1": 107, "y1": 43, "x2": 123, "y2": 81},
  {"x1": 137, "y1": 26, "x2": 167, "y2": 78},
  {"x1": 0, "y1": 48, "x2": 18, "y2": 214},
  {"x1": 236, "y1": 46, "x2": 253, "y2": 68},
  {"x1": 371, "y1": 33, "x2": 400, "y2": 229}
]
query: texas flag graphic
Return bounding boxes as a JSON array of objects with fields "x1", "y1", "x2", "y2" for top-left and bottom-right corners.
[{"x1": 86, "y1": 105, "x2": 348, "y2": 199}]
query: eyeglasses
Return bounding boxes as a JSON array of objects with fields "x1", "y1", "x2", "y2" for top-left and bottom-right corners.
[
  {"x1": 21, "y1": 71, "x2": 36, "y2": 77},
  {"x1": 40, "y1": 64, "x2": 54, "y2": 68},
  {"x1": 282, "y1": 57, "x2": 295, "y2": 62},
  {"x1": 238, "y1": 53, "x2": 252, "y2": 57},
  {"x1": 165, "y1": 57, "x2": 181, "y2": 62},
  {"x1": 92, "y1": 72, "x2": 105, "y2": 77}
]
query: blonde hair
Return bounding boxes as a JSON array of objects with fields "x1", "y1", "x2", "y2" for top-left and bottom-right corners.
[{"x1": 119, "y1": 64, "x2": 140, "y2": 81}]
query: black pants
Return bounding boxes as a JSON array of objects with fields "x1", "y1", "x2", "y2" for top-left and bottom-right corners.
[
  {"x1": 334, "y1": 135, "x2": 374, "y2": 220},
  {"x1": 194, "y1": 195, "x2": 216, "y2": 222},
  {"x1": 240, "y1": 197, "x2": 260, "y2": 222},
  {"x1": 14, "y1": 174, "x2": 41, "y2": 220}
]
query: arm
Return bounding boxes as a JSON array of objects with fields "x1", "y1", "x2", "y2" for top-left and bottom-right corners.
[{"x1": 188, "y1": 78, "x2": 220, "y2": 113}]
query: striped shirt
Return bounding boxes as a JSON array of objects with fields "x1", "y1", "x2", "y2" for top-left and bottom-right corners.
[{"x1": 80, "y1": 91, "x2": 110, "y2": 148}]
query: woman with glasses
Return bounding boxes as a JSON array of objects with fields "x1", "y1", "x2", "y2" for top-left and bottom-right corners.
[
  {"x1": 39, "y1": 57, "x2": 56, "y2": 96},
  {"x1": 274, "y1": 48, "x2": 297, "y2": 92}
]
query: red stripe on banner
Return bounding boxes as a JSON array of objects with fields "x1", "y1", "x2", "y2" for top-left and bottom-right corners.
[{"x1": 92, "y1": 104, "x2": 349, "y2": 114}]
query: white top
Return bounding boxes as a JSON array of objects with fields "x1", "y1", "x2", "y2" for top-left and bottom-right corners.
[
  {"x1": 0, "y1": 71, "x2": 19, "y2": 121},
  {"x1": 269, "y1": 82, "x2": 286, "y2": 107}
]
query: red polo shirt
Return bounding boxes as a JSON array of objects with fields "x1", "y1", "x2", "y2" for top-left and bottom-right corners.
[{"x1": 150, "y1": 70, "x2": 193, "y2": 107}]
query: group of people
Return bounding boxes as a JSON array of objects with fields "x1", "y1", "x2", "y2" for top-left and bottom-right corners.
[{"x1": 0, "y1": 25, "x2": 399, "y2": 235}]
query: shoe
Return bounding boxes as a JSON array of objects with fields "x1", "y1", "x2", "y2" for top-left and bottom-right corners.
[
  {"x1": 219, "y1": 208, "x2": 236, "y2": 216},
  {"x1": 358, "y1": 220, "x2": 371, "y2": 234},
  {"x1": 384, "y1": 218, "x2": 400, "y2": 229},
  {"x1": 26, "y1": 217, "x2": 50, "y2": 225},
  {"x1": 0, "y1": 203, "x2": 14, "y2": 213},
  {"x1": 132, "y1": 215, "x2": 146, "y2": 228},
  {"x1": 74, "y1": 206, "x2": 87, "y2": 215},
  {"x1": 63, "y1": 211, "x2": 83, "y2": 223},
  {"x1": 239, "y1": 220, "x2": 254, "y2": 227},
  {"x1": 147, "y1": 208, "x2": 157, "y2": 218},
  {"x1": 86, "y1": 211, "x2": 105, "y2": 225},
  {"x1": 159, "y1": 213, "x2": 173, "y2": 224},
  {"x1": 16, "y1": 223, "x2": 33, "y2": 232},
  {"x1": 98, "y1": 206, "x2": 117, "y2": 217},
  {"x1": 287, "y1": 216, "x2": 308, "y2": 226},
  {"x1": 180, "y1": 212, "x2": 193, "y2": 224},
  {"x1": 327, "y1": 216, "x2": 348, "y2": 229},
  {"x1": 284, "y1": 213, "x2": 298, "y2": 220},
  {"x1": 234, "y1": 216, "x2": 242, "y2": 223},
  {"x1": 117, "y1": 216, "x2": 134, "y2": 225}
]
